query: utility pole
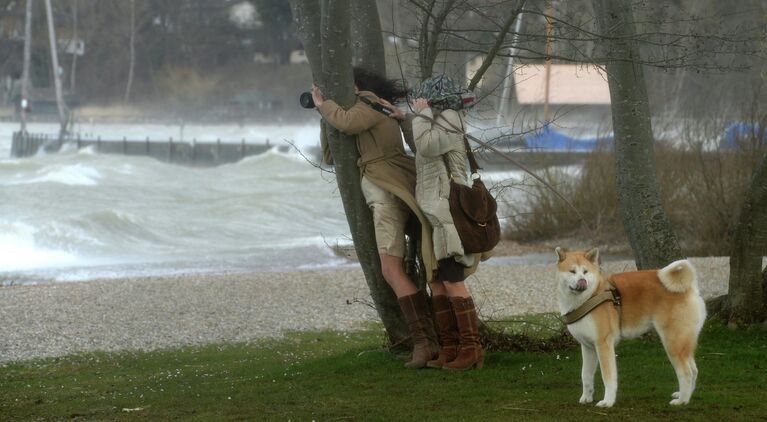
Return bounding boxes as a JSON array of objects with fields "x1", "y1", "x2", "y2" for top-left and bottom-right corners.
[{"x1": 20, "y1": 0, "x2": 33, "y2": 134}]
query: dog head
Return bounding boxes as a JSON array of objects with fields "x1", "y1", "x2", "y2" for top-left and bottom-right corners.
[{"x1": 555, "y1": 247, "x2": 601, "y2": 299}]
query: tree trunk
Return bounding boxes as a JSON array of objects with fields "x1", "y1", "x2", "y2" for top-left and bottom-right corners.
[
  {"x1": 124, "y1": 0, "x2": 136, "y2": 103},
  {"x1": 44, "y1": 0, "x2": 67, "y2": 139},
  {"x1": 289, "y1": 0, "x2": 410, "y2": 348},
  {"x1": 20, "y1": 0, "x2": 33, "y2": 133},
  {"x1": 592, "y1": 0, "x2": 683, "y2": 269},
  {"x1": 727, "y1": 151, "x2": 767, "y2": 326},
  {"x1": 350, "y1": 0, "x2": 386, "y2": 74}
]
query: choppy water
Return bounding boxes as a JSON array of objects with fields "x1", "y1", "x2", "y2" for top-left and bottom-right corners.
[{"x1": 1, "y1": 122, "x2": 553, "y2": 285}]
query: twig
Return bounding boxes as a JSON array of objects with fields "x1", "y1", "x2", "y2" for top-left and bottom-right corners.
[
  {"x1": 282, "y1": 138, "x2": 334, "y2": 175},
  {"x1": 587, "y1": 409, "x2": 609, "y2": 416}
]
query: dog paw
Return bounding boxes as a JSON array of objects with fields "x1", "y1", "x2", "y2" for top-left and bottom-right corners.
[
  {"x1": 669, "y1": 398, "x2": 688, "y2": 406},
  {"x1": 671, "y1": 391, "x2": 680, "y2": 399},
  {"x1": 579, "y1": 395, "x2": 593, "y2": 404},
  {"x1": 596, "y1": 399, "x2": 614, "y2": 408}
]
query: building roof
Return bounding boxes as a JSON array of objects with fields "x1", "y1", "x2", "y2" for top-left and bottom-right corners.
[{"x1": 514, "y1": 64, "x2": 610, "y2": 105}]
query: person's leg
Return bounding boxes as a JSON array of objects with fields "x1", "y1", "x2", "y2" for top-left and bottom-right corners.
[
  {"x1": 360, "y1": 177, "x2": 437, "y2": 368},
  {"x1": 429, "y1": 280, "x2": 447, "y2": 296},
  {"x1": 443, "y1": 275, "x2": 484, "y2": 371},
  {"x1": 426, "y1": 280, "x2": 459, "y2": 368},
  {"x1": 444, "y1": 280, "x2": 470, "y2": 298},
  {"x1": 379, "y1": 254, "x2": 418, "y2": 297}
]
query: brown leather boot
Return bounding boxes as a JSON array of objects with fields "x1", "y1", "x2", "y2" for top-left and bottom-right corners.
[
  {"x1": 443, "y1": 296, "x2": 484, "y2": 371},
  {"x1": 426, "y1": 295, "x2": 459, "y2": 368},
  {"x1": 398, "y1": 291, "x2": 439, "y2": 369}
]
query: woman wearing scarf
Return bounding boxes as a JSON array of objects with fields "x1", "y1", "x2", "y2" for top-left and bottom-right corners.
[{"x1": 386, "y1": 75, "x2": 485, "y2": 370}]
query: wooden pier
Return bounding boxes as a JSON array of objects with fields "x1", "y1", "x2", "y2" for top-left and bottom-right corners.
[{"x1": 10, "y1": 131, "x2": 277, "y2": 166}]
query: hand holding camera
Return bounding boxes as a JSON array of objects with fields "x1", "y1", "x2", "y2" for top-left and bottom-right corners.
[
  {"x1": 298, "y1": 85, "x2": 325, "y2": 109},
  {"x1": 411, "y1": 98, "x2": 429, "y2": 113}
]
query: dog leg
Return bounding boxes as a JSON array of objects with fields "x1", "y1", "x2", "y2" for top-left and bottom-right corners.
[
  {"x1": 689, "y1": 357, "x2": 699, "y2": 397},
  {"x1": 579, "y1": 344, "x2": 597, "y2": 404},
  {"x1": 659, "y1": 329, "x2": 697, "y2": 405},
  {"x1": 595, "y1": 339, "x2": 617, "y2": 407},
  {"x1": 668, "y1": 358, "x2": 694, "y2": 405}
]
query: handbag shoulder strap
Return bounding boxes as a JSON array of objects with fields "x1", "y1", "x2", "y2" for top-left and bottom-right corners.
[
  {"x1": 420, "y1": 111, "x2": 481, "y2": 175},
  {"x1": 456, "y1": 115, "x2": 481, "y2": 175}
]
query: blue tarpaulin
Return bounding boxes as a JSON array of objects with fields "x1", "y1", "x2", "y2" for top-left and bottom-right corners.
[
  {"x1": 719, "y1": 122, "x2": 766, "y2": 150},
  {"x1": 524, "y1": 124, "x2": 613, "y2": 151}
]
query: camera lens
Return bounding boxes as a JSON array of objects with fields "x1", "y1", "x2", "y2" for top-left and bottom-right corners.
[{"x1": 299, "y1": 92, "x2": 315, "y2": 109}]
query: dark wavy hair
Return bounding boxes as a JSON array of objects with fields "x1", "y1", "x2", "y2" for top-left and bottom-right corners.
[{"x1": 353, "y1": 67, "x2": 409, "y2": 104}]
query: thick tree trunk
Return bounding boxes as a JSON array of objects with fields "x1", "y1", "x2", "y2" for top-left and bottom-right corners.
[
  {"x1": 290, "y1": 0, "x2": 410, "y2": 348},
  {"x1": 593, "y1": 0, "x2": 683, "y2": 269},
  {"x1": 350, "y1": 0, "x2": 386, "y2": 74},
  {"x1": 727, "y1": 151, "x2": 767, "y2": 325}
]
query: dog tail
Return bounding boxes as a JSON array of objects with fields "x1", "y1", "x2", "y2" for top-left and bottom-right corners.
[{"x1": 657, "y1": 259, "x2": 697, "y2": 293}]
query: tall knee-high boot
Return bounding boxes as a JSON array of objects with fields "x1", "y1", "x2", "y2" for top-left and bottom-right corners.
[
  {"x1": 398, "y1": 291, "x2": 439, "y2": 369},
  {"x1": 443, "y1": 296, "x2": 484, "y2": 371},
  {"x1": 426, "y1": 295, "x2": 459, "y2": 369}
]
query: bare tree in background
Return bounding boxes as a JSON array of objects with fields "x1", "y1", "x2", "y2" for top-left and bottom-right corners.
[
  {"x1": 69, "y1": 0, "x2": 78, "y2": 93},
  {"x1": 20, "y1": 0, "x2": 33, "y2": 134},
  {"x1": 44, "y1": 0, "x2": 67, "y2": 138},
  {"x1": 124, "y1": 0, "x2": 136, "y2": 103},
  {"x1": 290, "y1": 0, "x2": 411, "y2": 348}
]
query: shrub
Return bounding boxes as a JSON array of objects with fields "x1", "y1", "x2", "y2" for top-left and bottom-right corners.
[{"x1": 503, "y1": 119, "x2": 766, "y2": 256}]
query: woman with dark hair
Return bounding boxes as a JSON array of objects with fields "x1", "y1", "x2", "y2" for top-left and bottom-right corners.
[
  {"x1": 385, "y1": 74, "x2": 485, "y2": 371},
  {"x1": 311, "y1": 68, "x2": 439, "y2": 369}
]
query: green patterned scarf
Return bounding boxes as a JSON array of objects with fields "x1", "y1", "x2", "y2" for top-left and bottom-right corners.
[{"x1": 411, "y1": 74, "x2": 474, "y2": 111}]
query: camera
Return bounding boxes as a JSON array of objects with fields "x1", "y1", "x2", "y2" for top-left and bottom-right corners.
[
  {"x1": 299, "y1": 92, "x2": 315, "y2": 109},
  {"x1": 368, "y1": 101, "x2": 393, "y2": 116},
  {"x1": 299, "y1": 91, "x2": 393, "y2": 117}
]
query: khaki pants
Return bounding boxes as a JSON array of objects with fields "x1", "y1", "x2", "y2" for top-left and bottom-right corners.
[{"x1": 360, "y1": 176, "x2": 409, "y2": 257}]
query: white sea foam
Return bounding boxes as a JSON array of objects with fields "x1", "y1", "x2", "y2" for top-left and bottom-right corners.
[
  {"x1": 0, "y1": 122, "x2": 541, "y2": 283},
  {"x1": 0, "y1": 222, "x2": 80, "y2": 271},
  {"x1": 8, "y1": 164, "x2": 103, "y2": 186}
]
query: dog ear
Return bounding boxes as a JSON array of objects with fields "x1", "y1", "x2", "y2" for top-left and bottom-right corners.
[
  {"x1": 555, "y1": 247, "x2": 567, "y2": 262},
  {"x1": 585, "y1": 248, "x2": 599, "y2": 265}
]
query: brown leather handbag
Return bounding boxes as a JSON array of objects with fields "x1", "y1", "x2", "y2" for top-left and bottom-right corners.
[{"x1": 443, "y1": 134, "x2": 501, "y2": 254}]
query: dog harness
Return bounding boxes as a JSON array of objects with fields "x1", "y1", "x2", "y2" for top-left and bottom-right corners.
[{"x1": 563, "y1": 282, "x2": 622, "y2": 325}]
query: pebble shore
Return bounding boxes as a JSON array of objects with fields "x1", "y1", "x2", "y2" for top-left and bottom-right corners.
[{"x1": 0, "y1": 257, "x2": 730, "y2": 364}]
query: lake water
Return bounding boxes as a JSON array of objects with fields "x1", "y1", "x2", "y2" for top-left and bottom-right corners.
[{"x1": 0, "y1": 121, "x2": 557, "y2": 285}]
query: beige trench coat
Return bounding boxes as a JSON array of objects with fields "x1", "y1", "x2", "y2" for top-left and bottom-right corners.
[{"x1": 317, "y1": 91, "x2": 437, "y2": 281}]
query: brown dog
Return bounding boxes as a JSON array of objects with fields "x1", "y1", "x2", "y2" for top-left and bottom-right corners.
[{"x1": 555, "y1": 247, "x2": 706, "y2": 407}]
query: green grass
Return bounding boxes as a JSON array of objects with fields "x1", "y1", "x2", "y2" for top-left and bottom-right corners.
[{"x1": 1, "y1": 320, "x2": 766, "y2": 421}]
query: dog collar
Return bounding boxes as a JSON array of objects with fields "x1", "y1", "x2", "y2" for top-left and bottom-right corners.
[{"x1": 563, "y1": 282, "x2": 622, "y2": 325}]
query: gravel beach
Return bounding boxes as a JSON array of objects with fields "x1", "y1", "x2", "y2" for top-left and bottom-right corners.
[{"x1": 0, "y1": 257, "x2": 731, "y2": 364}]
